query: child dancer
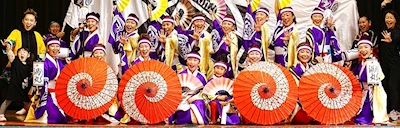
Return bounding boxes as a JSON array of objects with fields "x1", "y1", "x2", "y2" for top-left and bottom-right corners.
[
  {"x1": 207, "y1": 61, "x2": 239, "y2": 125},
  {"x1": 132, "y1": 34, "x2": 152, "y2": 65},
  {"x1": 353, "y1": 38, "x2": 389, "y2": 125},
  {"x1": 169, "y1": 47, "x2": 208, "y2": 124},
  {"x1": 288, "y1": 42, "x2": 314, "y2": 124},
  {"x1": 0, "y1": 43, "x2": 32, "y2": 121},
  {"x1": 246, "y1": 44, "x2": 263, "y2": 67}
]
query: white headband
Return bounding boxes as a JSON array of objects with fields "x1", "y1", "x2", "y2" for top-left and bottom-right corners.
[
  {"x1": 248, "y1": 47, "x2": 262, "y2": 54},
  {"x1": 280, "y1": 8, "x2": 294, "y2": 14},
  {"x1": 186, "y1": 53, "x2": 201, "y2": 60},
  {"x1": 87, "y1": 15, "x2": 99, "y2": 22},
  {"x1": 214, "y1": 62, "x2": 227, "y2": 70},
  {"x1": 357, "y1": 40, "x2": 373, "y2": 46},
  {"x1": 222, "y1": 17, "x2": 235, "y2": 24},
  {"x1": 296, "y1": 46, "x2": 312, "y2": 53},
  {"x1": 162, "y1": 18, "x2": 174, "y2": 24},
  {"x1": 138, "y1": 39, "x2": 151, "y2": 46},
  {"x1": 47, "y1": 40, "x2": 61, "y2": 46},
  {"x1": 192, "y1": 16, "x2": 205, "y2": 22},
  {"x1": 93, "y1": 47, "x2": 106, "y2": 54},
  {"x1": 257, "y1": 8, "x2": 269, "y2": 16},
  {"x1": 312, "y1": 10, "x2": 324, "y2": 16},
  {"x1": 127, "y1": 16, "x2": 139, "y2": 24}
]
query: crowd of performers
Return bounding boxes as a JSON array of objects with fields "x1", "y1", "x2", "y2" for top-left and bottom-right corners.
[{"x1": 0, "y1": 2, "x2": 400, "y2": 125}]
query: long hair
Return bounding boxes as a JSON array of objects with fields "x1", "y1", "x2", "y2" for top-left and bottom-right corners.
[{"x1": 383, "y1": 10, "x2": 400, "y2": 30}]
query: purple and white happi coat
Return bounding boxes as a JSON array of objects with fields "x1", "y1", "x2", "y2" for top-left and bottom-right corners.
[
  {"x1": 34, "y1": 54, "x2": 67, "y2": 124},
  {"x1": 168, "y1": 69, "x2": 208, "y2": 124},
  {"x1": 272, "y1": 23, "x2": 295, "y2": 67},
  {"x1": 70, "y1": 29, "x2": 101, "y2": 60},
  {"x1": 306, "y1": 25, "x2": 342, "y2": 63}
]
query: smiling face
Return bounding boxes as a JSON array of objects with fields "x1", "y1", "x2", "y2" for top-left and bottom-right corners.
[
  {"x1": 358, "y1": 17, "x2": 371, "y2": 32},
  {"x1": 125, "y1": 20, "x2": 137, "y2": 34},
  {"x1": 281, "y1": 11, "x2": 295, "y2": 27},
  {"x1": 162, "y1": 22, "x2": 174, "y2": 35},
  {"x1": 248, "y1": 51, "x2": 262, "y2": 64},
  {"x1": 311, "y1": 13, "x2": 323, "y2": 27},
  {"x1": 17, "y1": 49, "x2": 30, "y2": 62},
  {"x1": 139, "y1": 43, "x2": 150, "y2": 58},
  {"x1": 93, "y1": 50, "x2": 106, "y2": 60},
  {"x1": 47, "y1": 44, "x2": 60, "y2": 58},
  {"x1": 222, "y1": 21, "x2": 234, "y2": 34},
  {"x1": 193, "y1": 19, "x2": 205, "y2": 32},
  {"x1": 49, "y1": 23, "x2": 61, "y2": 35},
  {"x1": 186, "y1": 57, "x2": 200, "y2": 73},
  {"x1": 358, "y1": 43, "x2": 372, "y2": 59},
  {"x1": 22, "y1": 14, "x2": 36, "y2": 31},
  {"x1": 86, "y1": 18, "x2": 99, "y2": 33},
  {"x1": 213, "y1": 65, "x2": 226, "y2": 77},
  {"x1": 297, "y1": 49, "x2": 312, "y2": 64},
  {"x1": 255, "y1": 12, "x2": 268, "y2": 25},
  {"x1": 385, "y1": 13, "x2": 397, "y2": 29}
]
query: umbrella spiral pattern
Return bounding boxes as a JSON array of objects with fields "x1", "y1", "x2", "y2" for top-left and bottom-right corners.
[
  {"x1": 122, "y1": 71, "x2": 167, "y2": 123},
  {"x1": 56, "y1": 58, "x2": 118, "y2": 120},
  {"x1": 299, "y1": 63, "x2": 362, "y2": 124},
  {"x1": 233, "y1": 62, "x2": 297, "y2": 125},
  {"x1": 246, "y1": 62, "x2": 290, "y2": 110},
  {"x1": 66, "y1": 69, "x2": 118, "y2": 110},
  {"x1": 119, "y1": 60, "x2": 181, "y2": 124}
]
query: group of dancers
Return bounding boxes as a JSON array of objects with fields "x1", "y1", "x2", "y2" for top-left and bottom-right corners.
[{"x1": 0, "y1": 1, "x2": 400, "y2": 125}]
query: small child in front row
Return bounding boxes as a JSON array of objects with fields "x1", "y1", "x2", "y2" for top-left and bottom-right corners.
[
  {"x1": 207, "y1": 62, "x2": 240, "y2": 125},
  {"x1": 352, "y1": 38, "x2": 389, "y2": 125},
  {"x1": 0, "y1": 42, "x2": 32, "y2": 121}
]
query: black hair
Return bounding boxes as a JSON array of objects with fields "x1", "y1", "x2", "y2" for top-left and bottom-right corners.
[
  {"x1": 384, "y1": 10, "x2": 400, "y2": 30},
  {"x1": 86, "y1": 12, "x2": 100, "y2": 21},
  {"x1": 215, "y1": 53, "x2": 228, "y2": 63}
]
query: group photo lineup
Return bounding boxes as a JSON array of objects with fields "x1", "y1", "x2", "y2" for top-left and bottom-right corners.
[{"x1": 0, "y1": 0, "x2": 400, "y2": 126}]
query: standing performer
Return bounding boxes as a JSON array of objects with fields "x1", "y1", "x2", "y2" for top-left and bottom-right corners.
[
  {"x1": 111, "y1": 13, "x2": 140, "y2": 75},
  {"x1": 271, "y1": 7, "x2": 299, "y2": 68},
  {"x1": 306, "y1": 7, "x2": 342, "y2": 64},
  {"x1": 243, "y1": 0, "x2": 271, "y2": 61},
  {"x1": 70, "y1": 12, "x2": 104, "y2": 60},
  {"x1": 353, "y1": 38, "x2": 389, "y2": 125},
  {"x1": 210, "y1": 11, "x2": 239, "y2": 79},
  {"x1": 169, "y1": 48, "x2": 208, "y2": 124},
  {"x1": 380, "y1": 10, "x2": 400, "y2": 120},
  {"x1": 176, "y1": 13, "x2": 214, "y2": 79},
  {"x1": 25, "y1": 39, "x2": 68, "y2": 123},
  {"x1": 288, "y1": 42, "x2": 314, "y2": 124}
]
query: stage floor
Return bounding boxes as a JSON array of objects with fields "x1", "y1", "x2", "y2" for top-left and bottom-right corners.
[{"x1": 1, "y1": 110, "x2": 399, "y2": 127}]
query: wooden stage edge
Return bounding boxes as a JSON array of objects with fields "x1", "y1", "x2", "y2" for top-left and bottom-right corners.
[{"x1": 1, "y1": 110, "x2": 399, "y2": 127}]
